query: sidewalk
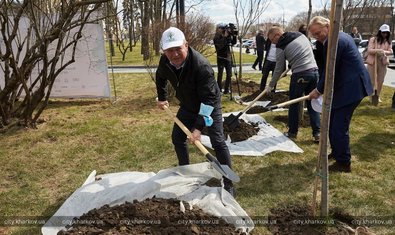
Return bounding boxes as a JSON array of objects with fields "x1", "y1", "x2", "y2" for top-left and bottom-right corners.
[{"x1": 107, "y1": 64, "x2": 263, "y2": 74}]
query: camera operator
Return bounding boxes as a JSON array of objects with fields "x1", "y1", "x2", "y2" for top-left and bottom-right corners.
[{"x1": 213, "y1": 23, "x2": 234, "y2": 94}]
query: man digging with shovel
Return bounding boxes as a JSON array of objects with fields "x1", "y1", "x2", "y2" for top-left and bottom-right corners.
[
  {"x1": 155, "y1": 27, "x2": 236, "y2": 196},
  {"x1": 264, "y1": 26, "x2": 321, "y2": 143}
]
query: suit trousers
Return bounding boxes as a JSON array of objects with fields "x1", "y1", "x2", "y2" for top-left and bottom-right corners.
[{"x1": 329, "y1": 100, "x2": 361, "y2": 163}]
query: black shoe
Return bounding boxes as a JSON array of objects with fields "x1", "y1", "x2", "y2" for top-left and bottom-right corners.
[
  {"x1": 328, "y1": 162, "x2": 351, "y2": 173},
  {"x1": 252, "y1": 66, "x2": 256, "y2": 70},
  {"x1": 284, "y1": 132, "x2": 297, "y2": 139},
  {"x1": 328, "y1": 153, "x2": 334, "y2": 160},
  {"x1": 224, "y1": 185, "x2": 236, "y2": 198},
  {"x1": 313, "y1": 134, "x2": 320, "y2": 143}
]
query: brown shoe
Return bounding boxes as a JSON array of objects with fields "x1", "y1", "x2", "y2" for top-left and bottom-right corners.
[{"x1": 329, "y1": 162, "x2": 351, "y2": 173}]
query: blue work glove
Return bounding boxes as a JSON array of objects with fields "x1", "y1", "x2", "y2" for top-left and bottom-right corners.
[{"x1": 199, "y1": 103, "x2": 214, "y2": 127}]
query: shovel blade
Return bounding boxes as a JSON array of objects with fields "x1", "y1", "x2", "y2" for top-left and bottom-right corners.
[
  {"x1": 372, "y1": 91, "x2": 379, "y2": 106},
  {"x1": 205, "y1": 153, "x2": 240, "y2": 182},
  {"x1": 223, "y1": 113, "x2": 241, "y2": 129}
]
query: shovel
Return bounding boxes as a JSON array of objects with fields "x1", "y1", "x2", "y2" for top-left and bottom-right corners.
[
  {"x1": 372, "y1": 53, "x2": 379, "y2": 106},
  {"x1": 258, "y1": 95, "x2": 310, "y2": 113},
  {"x1": 163, "y1": 105, "x2": 240, "y2": 182},
  {"x1": 224, "y1": 68, "x2": 290, "y2": 129}
]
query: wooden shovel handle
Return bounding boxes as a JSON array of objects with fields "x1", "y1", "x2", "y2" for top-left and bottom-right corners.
[
  {"x1": 163, "y1": 106, "x2": 209, "y2": 155},
  {"x1": 274, "y1": 95, "x2": 310, "y2": 109}
]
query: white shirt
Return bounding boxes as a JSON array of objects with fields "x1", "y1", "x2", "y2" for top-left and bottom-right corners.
[{"x1": 267, "y1": 44, "x2": 277, "y2": 62}]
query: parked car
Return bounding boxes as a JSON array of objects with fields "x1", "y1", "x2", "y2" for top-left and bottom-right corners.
[
  {"x1": 234, "y1": 39, "x2": 249, "y2": 47},
  {"x1": 358, "y1": 39, "x2": 368, "y2": 60},
  {"x1": 388, "y1": 40, "x2": 395, "y2": 68},
  {"x1": 242, "y1": 39, "x2": 254, "y2": 48}
]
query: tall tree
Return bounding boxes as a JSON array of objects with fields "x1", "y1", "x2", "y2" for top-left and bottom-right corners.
[{"x1": 233, "y1": 0, "x2": 270, "y2": 80}]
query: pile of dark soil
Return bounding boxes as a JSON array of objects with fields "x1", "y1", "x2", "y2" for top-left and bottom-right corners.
[
  {"x1": 202, "y1": 119, "x2": 259, "y2": 143},
  {"x1": 267, "y1": 204, "x2": 374, "y2": 235},
  {"x1": 58, "y1": 197, "x2": 244, "y2": 235},
  {"x1": 223, "y1": 119, "x2": 259, "y2": 143}
]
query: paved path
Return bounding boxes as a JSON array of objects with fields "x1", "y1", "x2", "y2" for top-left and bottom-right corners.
[
  {"x1": 108, "y1": 64, "x2": 262, "y2": 74},
  {"x1": 108, "y1": 65, "x2": 395, "y2": 89}
]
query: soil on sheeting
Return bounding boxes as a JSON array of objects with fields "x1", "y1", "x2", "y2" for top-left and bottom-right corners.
[
  {"x1": 202, "y1": 119, "x2": 259, "y2": 143},
  {"x1": 223, "y1": 120, "x2": 259, "y2": 143},
  {"x1": 58, "y1": 197, "x2": 245, "y2": 235}
]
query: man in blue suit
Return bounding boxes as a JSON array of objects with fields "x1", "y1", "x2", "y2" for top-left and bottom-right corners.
[{"x1": 308, "y1": 16, "x2": 373, "y2": 172}]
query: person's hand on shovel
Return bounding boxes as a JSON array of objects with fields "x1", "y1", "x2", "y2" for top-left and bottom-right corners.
[
  {"x1": 189, "y1": 129, "x2": 202, "y2": 144},
  {"x1": 308, "y1": 88, "x2": 321, "y2": 100},
  {"x1": 157, "y1": 100, "x2": 169, "y2": 110}
]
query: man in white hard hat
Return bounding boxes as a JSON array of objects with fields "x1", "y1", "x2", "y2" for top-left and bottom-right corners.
[{"x1": 155, "y1": 27, "x2": 236, "y2": 196}]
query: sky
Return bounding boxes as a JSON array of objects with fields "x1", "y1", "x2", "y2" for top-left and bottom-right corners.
[{"x1": 192, "y1": 0, "x2": 325, "y2": 25}]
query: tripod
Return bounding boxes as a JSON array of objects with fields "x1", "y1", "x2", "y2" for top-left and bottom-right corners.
[{"x1": 228, "y1": 43, "x2": 241, "y2": 101}]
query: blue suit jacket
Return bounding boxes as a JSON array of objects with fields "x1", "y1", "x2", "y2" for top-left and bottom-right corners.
[{"x1": 318, "y1": 32, "x2": 373, "y2": 109}]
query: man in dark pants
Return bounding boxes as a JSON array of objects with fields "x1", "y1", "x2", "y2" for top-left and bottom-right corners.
[
  {"x1": 308, "y1": 16, "x2": 373, "y2": 172},
  {"x1": 252, "y1": 29, "x2": 266, "y2": 70},
  {"x1": 259, "y1": 38, "x2": 285, "y2": 91},
  {"x1": 213, "y1": 24, "x2": 233, "y2": 94},
  {"x1": 265, "y1": 26, "x2": 321, "y2": 142},
  {"x1": 156, "y1": 27, "x2": 235, "y2": 196}
]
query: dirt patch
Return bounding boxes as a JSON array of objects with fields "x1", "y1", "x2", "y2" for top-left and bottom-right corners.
[
  {"x1": 267, "y1": 204, "x2": 374, "y2": 235},
  {"x1": 242, "y1": 90, "x2": 289, "y2": 105},
  {"x1": 230, "y1": 80, "x2": 261, "y2": 94},
  {"x1": 202, "y1": 119, "x2": 259, "y2": 143},
  {"x1": 273, "y1": 113, "x2": 311, "y2": 128},
  {"x1": 58, "y1": 197, "x2": 245, "y2": 235},
  {"x1": 241, "y1": 88, "x2": 290, "y2": 114}
]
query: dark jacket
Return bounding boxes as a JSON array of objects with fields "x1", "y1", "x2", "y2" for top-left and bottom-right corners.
[
  {"x1": 255, "y1": 33, "x2": 266, "y2": 51},
  {"x1": 156, "y1": 47, "x2": 221, "y2": 130},
  {"x1": 318, "y1": 32, "x2": 373, "y2": 109},
  {"x1": 213, "y1": 33, "x2": 231, "y2": 59}
]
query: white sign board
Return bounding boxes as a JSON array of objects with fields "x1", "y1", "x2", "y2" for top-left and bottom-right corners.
[{"x1": 1, "y1": 22, "x2": 111, "y2": 98}]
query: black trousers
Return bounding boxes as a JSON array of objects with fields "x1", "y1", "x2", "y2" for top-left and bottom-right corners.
[
  {"x1": 253, "y1": 50, "x2": 264, "y2": 70},
  {"x1": 260, "y1": 60, "x2": 276, "y2": 91},
  {"x1": 171, "y1": 106, "x2": 233, "y2": 186},
  {"x1": 217, "y1": 57, "x2": 232, "y2": 93},
  {"x1": 172, "y1": 106, "x2": 231, "y2": 168}
]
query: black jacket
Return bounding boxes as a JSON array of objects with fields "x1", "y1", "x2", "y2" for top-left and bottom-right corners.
[
  {"x1": 255, "y1": 33, "x2": 266, "y2": 51},
  {"x1": 213, "y1": 33, "x2": 231, "y2": 59},
  {"x1": 156, "y1": 47, "x2": 221, "y2": 130}
]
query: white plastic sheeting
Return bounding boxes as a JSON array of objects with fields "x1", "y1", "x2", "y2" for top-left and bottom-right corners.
[
  {"x1": 201, "y1": 113, "x2": 303, "y2": 156},
  {"x1": 41, "y1": 163, "x2": 254, "y2": 234}
]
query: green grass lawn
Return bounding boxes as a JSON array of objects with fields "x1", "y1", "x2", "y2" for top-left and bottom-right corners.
[
  {"x1": 0, "y1": 73, "x2": 394, "y2": 234},
  {"x1": 105, "y1": 42, "x2": 257, "y2": 66}
]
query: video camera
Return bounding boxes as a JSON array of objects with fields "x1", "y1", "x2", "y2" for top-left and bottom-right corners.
[{"x1": 219, "y1": 23, "x2": 238, "y2": 45}]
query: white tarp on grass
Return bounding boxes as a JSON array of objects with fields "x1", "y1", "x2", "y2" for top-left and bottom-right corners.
[
  {"x1": 201, "y1": 113, "x2": 303, "y2": 156},
  {"x1": 41, "y1": 163, "x2": 254, "y2": 234}
]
